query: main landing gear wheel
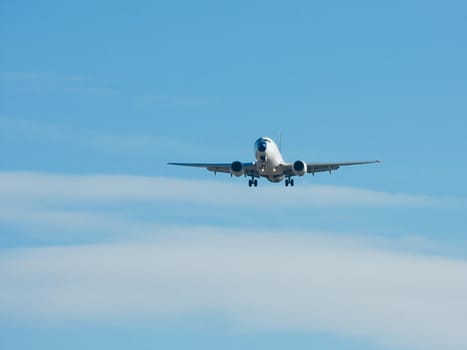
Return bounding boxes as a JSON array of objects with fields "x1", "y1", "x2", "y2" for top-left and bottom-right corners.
[
  {"x1": 285, "y1": 178, "x2": 294, "y2": 187},
  {"x1": 248, "y1": 179, "x2": 258, "y2": 187}
]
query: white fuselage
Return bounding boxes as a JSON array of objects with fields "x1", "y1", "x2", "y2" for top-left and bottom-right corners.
[{"x1": 254, "y1": 137, "x2": 286, "y2": 182}]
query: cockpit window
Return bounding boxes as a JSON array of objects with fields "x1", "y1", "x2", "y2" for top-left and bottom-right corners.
[{"x1": 256, "y1": 137, "x2": 271, "y2": 143}]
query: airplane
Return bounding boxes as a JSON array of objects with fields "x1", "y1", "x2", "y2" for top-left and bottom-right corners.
[{"x1": 168, "y1": 136, "x2": 380, "y2": 187}]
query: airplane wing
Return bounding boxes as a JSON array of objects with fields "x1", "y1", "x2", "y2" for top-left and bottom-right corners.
[
  {"x1": 282, "y1": 160, "x2": 381, "y2": 176},
  {"x1": 168, "y1": 162, "x2": 259, "y2": 176}
]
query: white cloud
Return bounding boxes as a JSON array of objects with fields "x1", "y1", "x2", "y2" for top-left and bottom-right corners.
[
  {"x1": 1, "y1": 171, "x2": 463, "y2": 253},
  {"x1": 1, "y1": 231, "x2": 466, "y2": 350},
  {"x1": 0, "y1": 118, "x2": 65, "y2": 141},
  {"x1": 0, "y1": 71, "x2": 107, "y2": 84},
  {"x1": 0, "y1": 171, "x2": 458, "y2": 238},
  {"x1": 135, "y1": 94, "x2": 220, "y2": 107},
  {"x1": 0, "y1": 118, "x2": 184, "y2": 152},
  {"x1": 0, "y1": 72, "x2": 115, "y2": 97},
  {"x1": 1, "y1": 172, "x2": 465, "y2": 349},
  {"x1": 1, "y1": 72, "x2": 217, "y2": 104},
  {"x1": 0, "y1": 206, "x2": 146, "y2": 237},
  {"x1": 0, "y1": 171, "x2": 448, "y2": 208}
]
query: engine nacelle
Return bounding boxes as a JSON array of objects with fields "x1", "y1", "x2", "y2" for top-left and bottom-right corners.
[
  {"x1": 292, "y1": 160, "x2": 307, "y2": 176},
  {"x1": 230, "y1": 161, "x2": 244, "y2": 177}
]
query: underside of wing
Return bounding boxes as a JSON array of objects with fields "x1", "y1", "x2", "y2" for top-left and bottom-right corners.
[
  {"x1": 168, "y1": 162, "x2": 257, "y2": 176},
  {"x1": 282, "y1": 160, "x2": 381, "y2": 176},
  {"x1": 307, "y1": 160, "x2": 380, "y2": 173}
]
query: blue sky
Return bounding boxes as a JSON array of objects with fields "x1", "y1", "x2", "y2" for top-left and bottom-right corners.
[{"x1": 1, "y1": 1, "x2": 466, "y2": 349}]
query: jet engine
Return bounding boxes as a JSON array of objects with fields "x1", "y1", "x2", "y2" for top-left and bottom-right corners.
[
  {"x1": 292, "y1": 160, "x2": 307, "y2": 176},
  {"x1": 230, "y1": 161, "x2": 244, "y2": 177}
]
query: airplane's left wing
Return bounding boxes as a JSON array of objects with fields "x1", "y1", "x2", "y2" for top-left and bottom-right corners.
[
  {"x1": 306, "y1": 160, "x2": 381, "y2": 174},
  {"x1": 168, "y1": 162, "x2": 258, "y2": 176},
  {"x1": 282, "y1": 160, "x2": 381, "y2": 176}
]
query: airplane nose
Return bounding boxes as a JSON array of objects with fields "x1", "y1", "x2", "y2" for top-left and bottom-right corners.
[{"x1": 257, "y1": 141, "x2": 267, "y2": 152}]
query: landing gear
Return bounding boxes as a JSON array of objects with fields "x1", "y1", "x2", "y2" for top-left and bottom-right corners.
[
  {"x1": 248, "y1": 178, "x2": 258, "y2": 187},
  {"x1": 285, "y1": 178, "x2": 294, "y2": 187}
]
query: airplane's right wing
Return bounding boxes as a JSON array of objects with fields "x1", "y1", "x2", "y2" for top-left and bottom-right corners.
[{"x1": 168, "y1": 162, "x2": 259, "y2": 176}]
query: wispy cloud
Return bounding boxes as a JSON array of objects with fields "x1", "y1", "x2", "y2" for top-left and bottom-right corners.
[
  {"x1": 135, "y1": 94, "x2": 221, "y2": 107},
  {"x1": 0, "y1": 117, "x2": 184, "y2": 152},
  {"x1": 0, "y1": 172, "x2": 450, "y2": 208},
  {"x1": 0, "y1": 171, "x2": 460, "y2": 243},
  {"x1": 1, "y1": 232, "x2": 466, "y2": 350},
  {"x1": 0, "y1": 71, "x2": 107, "y2": 84},
  {"x1": 0, "y1": 117, "x2": 240, "y2": 157},
  {"x1": 0, "y1": 72, "x2": 219, "y2": 103},
  {"x1": 0, "y1": 71, "x2": 115, "y2": 95},
  {"x1": 1, "y1": 172, "x2": 465, "y2": 349},
  {"x1": 0, "y1": 206, "x2": 145, "y2": 238},
  {"x1": 0, "y1": 118, "x2": 65, "y2": 141}
]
